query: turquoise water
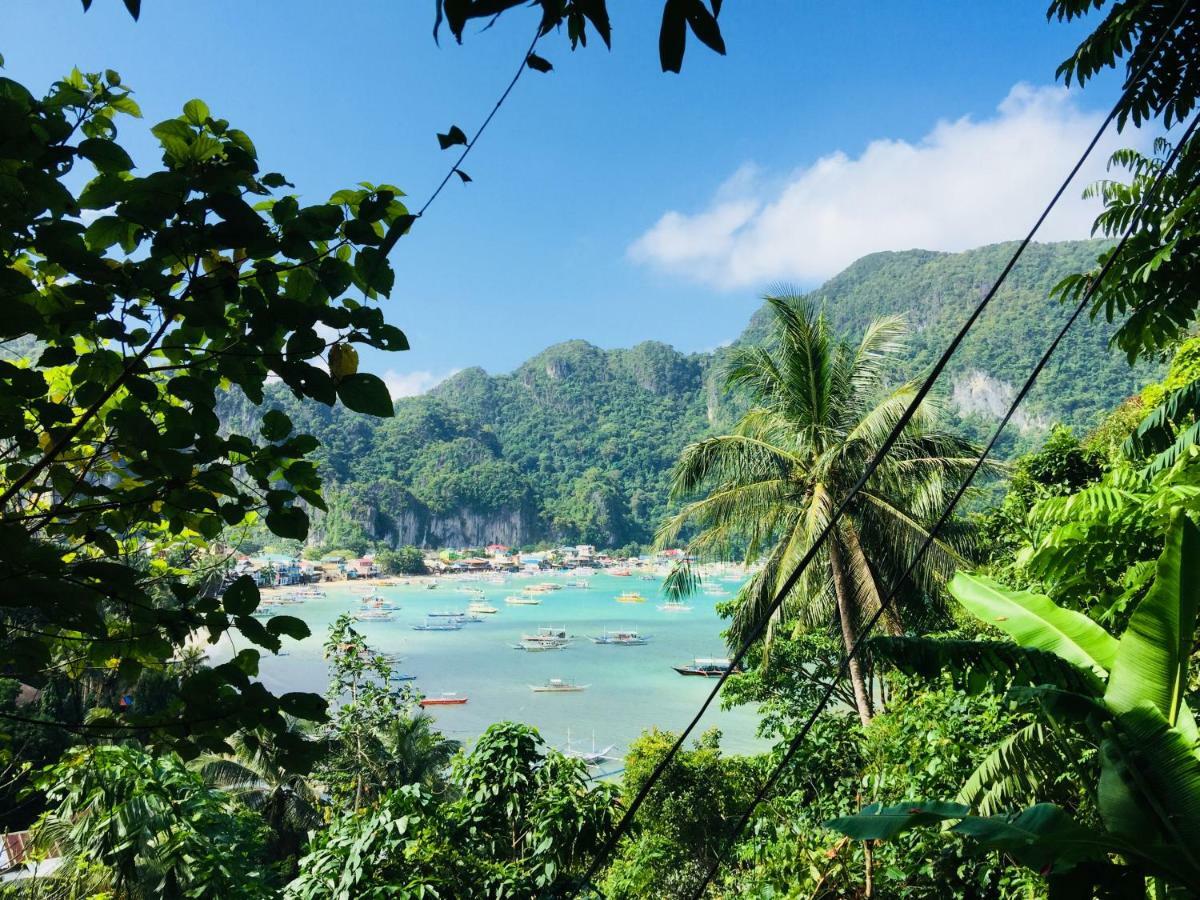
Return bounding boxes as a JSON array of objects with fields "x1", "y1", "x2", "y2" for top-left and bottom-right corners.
[{"x1": 235, "y1": 572, "x2": 765, "y2": 760}]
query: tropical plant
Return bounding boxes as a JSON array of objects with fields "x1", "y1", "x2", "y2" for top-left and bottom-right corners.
[
  {"x1": 830, "y1": 514, "x2": 1200, "y2": 896},
  {"x1": 31, "y1": 744, "x2": 271, "y2": 898},
  {"x1": 288, "y1": 722, "x2": 618, "y2": 898},
  {"x1": 318, "y1": 614, "x2": 420, "y2": 811},
  {"x1": 376, "y1": 711, "x2": 461, "y2": 794},
  {"x1": 194, "y1": 718, "x2": 324, "y2": 868},
  {"x1": 659, "y1": 294, "x2": 986, "y2": 724}
]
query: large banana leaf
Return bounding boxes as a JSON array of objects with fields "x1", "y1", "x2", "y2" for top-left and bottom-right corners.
[
  {"x1": 948, "y1": 573, "x2": 1117, "y2": 678},
  {"x1": 1101, "y1": 703, "x2": 1200, "y2": 878},
  {"x1": 1104, "y1": 515, "x2": 1199, "y2": 734},
  {"x1": 870, "y1": 636, "x2": 1104, "y2": 696}
]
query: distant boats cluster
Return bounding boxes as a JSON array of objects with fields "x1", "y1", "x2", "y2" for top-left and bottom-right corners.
[{"x1": 274, "y1": 569, "x2": 750, "y2": 730}]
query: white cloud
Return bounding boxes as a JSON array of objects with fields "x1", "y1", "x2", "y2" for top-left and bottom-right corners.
[
  {"x1": 629, "y1": 84, "x2": 1142, "y2": 289},
  {"x1": 382, "y1": 368, "x2": 460, "y2": 399}
]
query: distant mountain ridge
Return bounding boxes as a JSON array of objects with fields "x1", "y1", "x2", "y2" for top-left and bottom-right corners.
[{"x1": 226, "y1": 240, "x2": 1154, "y2": 551}]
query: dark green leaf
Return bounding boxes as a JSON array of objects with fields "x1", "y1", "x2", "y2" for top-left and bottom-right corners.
[{"x1": 336, "y1": 373, "x2": 394, "y2": 417}]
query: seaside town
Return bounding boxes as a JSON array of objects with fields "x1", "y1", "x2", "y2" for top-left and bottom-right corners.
[{"x1": 236, "y1": 544, "x2": 692, "y2": 588}]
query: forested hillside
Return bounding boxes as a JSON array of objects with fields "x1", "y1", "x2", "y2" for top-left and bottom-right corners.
[{"x1": 226, "y1": 240, "x2": 1155, "y2": 551}]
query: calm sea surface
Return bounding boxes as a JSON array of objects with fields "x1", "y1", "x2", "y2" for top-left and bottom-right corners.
[{"x1": 229, "y1": 572, "x2": 765, "y2": 762}]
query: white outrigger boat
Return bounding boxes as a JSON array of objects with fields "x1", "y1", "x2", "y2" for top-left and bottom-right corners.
[
  {"x1": 512, "y1": 641, "x2": 566, "y2": 652},
  {"x1": 657, "y1": 599, "x2": 693, "y2": 613},
  {"x1": 591, "y1": 629, "x2": 648, "y2": 646},
  {"x1": 529, "y1": 678, "x2": 588, "y2": 693},
  {"x1": 564, "y1": 729, "x2": 619, "y2": 768},
  {"x1": 467, "y1": 600, "x2": 498, "y2": 614},
  {"x1": 355, "y1": 609, "x2": 395, "y2": 622},
  {"x1": 505, "y1": 594, "x2": 542, "y2": 606}
]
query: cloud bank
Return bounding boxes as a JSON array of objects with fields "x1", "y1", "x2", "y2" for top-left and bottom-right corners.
[
  {"x1": 382, "y1": 368, "x2": 460, "y2": 399},
  {"x1": 629, "y1": 84, "x2": 1138, "y2": 289}
]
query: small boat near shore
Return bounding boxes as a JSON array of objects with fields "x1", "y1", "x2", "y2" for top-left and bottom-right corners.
[
  {"x1": 672, "y1": 657, "x2": 740, "y2": 677},
  {"x1": 615, "y1": 591, "x2": 646, "y2": 604},
  {"x1": 468, "y1": 600, "x2": 498, "y2": 614},
  {"x1": 420, "y1": 693, "x2": 467, "y2": 707},
  {"x1": 530, "y1": 678, "x2": 588, "y2": 693}
]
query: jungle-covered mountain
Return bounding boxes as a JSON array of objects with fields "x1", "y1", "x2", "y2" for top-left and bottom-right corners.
[{"x1": 222, "y1": 240, "x2": 1155, "y2": 551}]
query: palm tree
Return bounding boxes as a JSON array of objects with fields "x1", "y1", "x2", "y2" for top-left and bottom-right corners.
[
  {"x1": 376, "y1": 710, "x2": 462, "y2": 793},
  {"x1": 659, "y1": 293, "x2": 986, "y2": 725},
  {"x1": 194, "y1": 719, "x2": 323, "y2": 863}
]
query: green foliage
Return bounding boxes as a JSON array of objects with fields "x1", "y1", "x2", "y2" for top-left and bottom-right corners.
[
  {"x1": 33, "y1": 744, "x2": 271, "y2": 897},
  {"x1": 1055, "y1": 135, "x2": 1200, "y2": 363},
  {"x1": 375, "y1": 545, "x2": 427, "y2": 574},
  {"x1": 833, "y1": 516, "x2": 1200, "y2": 895},
  {"x1": 289, "y1": 722, "x2": 618, "y2": 898},
  {"x1": 1, "y1": 65, "x2": 409, "y2": 757}
]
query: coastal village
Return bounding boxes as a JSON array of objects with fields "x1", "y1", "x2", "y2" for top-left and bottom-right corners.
[{"x1": 235, "y1": 544, "x2": 690, "y2": 588}]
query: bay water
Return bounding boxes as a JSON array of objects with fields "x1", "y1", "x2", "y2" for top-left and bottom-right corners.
[{"x1": 238, "y1": 572, "x2": 765, "y2": 764}]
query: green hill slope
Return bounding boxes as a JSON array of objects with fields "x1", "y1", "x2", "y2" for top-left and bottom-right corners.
[{"x1": 227, "y1": 240, "x2": 1155, "y2": 551}]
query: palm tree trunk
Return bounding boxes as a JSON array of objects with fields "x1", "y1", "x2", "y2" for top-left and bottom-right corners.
[{"x1": 829, "y1": 536, "x2": 873, "y2": 727}]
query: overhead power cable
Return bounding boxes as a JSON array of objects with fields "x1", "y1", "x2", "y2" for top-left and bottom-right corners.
[
  {"x1": 685, "y1": 110, "x2": 1200, "y2": 900},
  {"x1": 568, "y1": 4, "x2": 1191, "y2": 894}
]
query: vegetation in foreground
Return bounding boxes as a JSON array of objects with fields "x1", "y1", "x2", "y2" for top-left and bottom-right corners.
[{"x1": 3, "y1": 0, "x2": 1200, "y2": 897}]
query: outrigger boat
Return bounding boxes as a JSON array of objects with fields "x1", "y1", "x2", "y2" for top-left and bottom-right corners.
[
  {"x1": 505, "y1": 594, "x2": 541, "y2": 606},
  {"x1": 354, "y1": 610, "x2": 394, "y2": 622},
  {"x1": 521, "y1": 626, "x2": 570, "y2": 645},
  {"x1": 564, "y1": 729, "x2": 619, "y2": 768},
  {"x1": 468, "y1": 600, "x2": 498, "y2": 614},
  {"x1": 390, "y1": 673, "x2": 418, "y2": 682},
  {"x1": 615, "y1": 592, "x2": 646, "y2": 604},
  {"x1": 512, "y1": 640, "x2": 566, "y2": 652},
  {"x1": 529, "y1": 678, "x2": 588, "y2": 693},
  {"x1": 361, "y1": 596, "x2": 400, "y2": 611},
  {"x1": 591, "y1": 630, "x2": 648, "y2": 646},
  {"x1": 412, "y1": 619, "x2": 463, "y2": 632},
  {"x1": 428, "y1": 610, "x2": 467, "y2": 618},
  {"x1": 657, "y1": 599, "x2": 693, "y2": 613},
  {"x1": 672, "y1": 657, "x2": 740, "y2": 677},
  {"x1": 419, "y1": 693, "x2": 467, "y2": 707},
  {"x1": 293, "y1": 588, "x2": 326, "y2": 598}
]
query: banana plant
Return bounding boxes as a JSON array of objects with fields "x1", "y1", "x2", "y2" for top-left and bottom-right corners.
[{"x1": 827, "y1": 514, "x2": 1200, "y2": 896}]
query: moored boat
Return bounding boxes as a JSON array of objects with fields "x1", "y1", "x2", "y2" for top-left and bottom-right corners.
[
  {"x1": 529, "y1": 678, "x2": 588, "y2": 693},
  {"x1": 657, "y1": 599, "x2": 693, "y2": 612},
  {"x1": 615, "y1": 591, "x2": 646, "y2": 604},
  {"x1": 505, "y1": 594, "x2": 542, "y2": 605},
  {"x1": 468, "y1": 600, "x2": 498, "y2": 614},
  {"x1": 428, "y1": 610, "x2": 467, "y2": 618},
  {"x1": 412, "y1": 619, "x2": 463, "y2": 632},
  {"x1": 672, "y1": 657, "x2": 740, "y2": 677},
  {"x1": 591, "y1": 630, "x2": 648, "y2": 646},
  {"x1": 419, "y1": 693, "x2": 467, "y2": 707},
  {"x1": 355, "y1": 610, "x2": 394, "y2": 622}
]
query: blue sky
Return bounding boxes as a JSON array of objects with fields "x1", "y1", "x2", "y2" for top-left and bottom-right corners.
[{"x1": 7, "y1": 1, "x2": 1126, "y2": 395}]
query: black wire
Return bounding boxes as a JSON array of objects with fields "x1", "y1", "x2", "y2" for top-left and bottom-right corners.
[
  {"x1": 684, "y1": 111, "x2": 1200, "y2": 900},
  {"x1": 567, "y1": 5, "x2": 1192, "y2": 892},
  {"x1": 377, "y1": 20, "x2": 543, "y2": 257}
]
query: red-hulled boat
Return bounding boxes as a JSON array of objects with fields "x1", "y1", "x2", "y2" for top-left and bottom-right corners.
[{"x1": 420, "y1": 693, "x2": 468, "y2": 707}]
